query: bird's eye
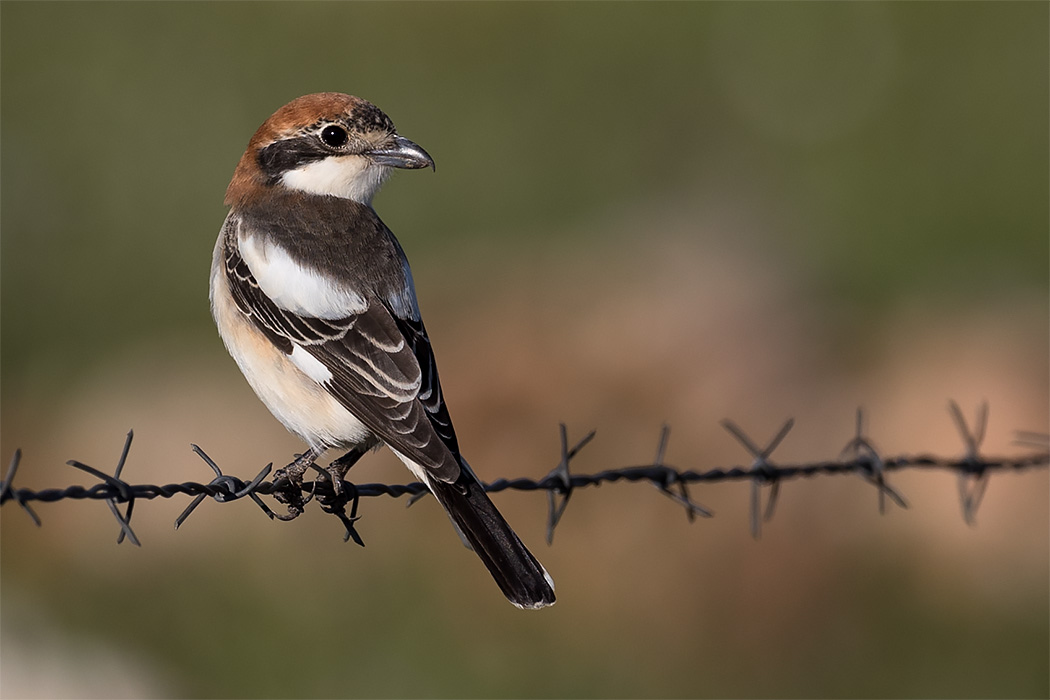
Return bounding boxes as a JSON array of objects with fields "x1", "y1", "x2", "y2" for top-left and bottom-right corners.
[{"x1": 320, "y1": 125, "x2": 348, "y2": 148}]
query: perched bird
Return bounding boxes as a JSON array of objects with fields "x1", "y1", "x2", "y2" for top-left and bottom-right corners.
[{"x1": 209, "y1": 93, "x2": 555, "y2": 609}]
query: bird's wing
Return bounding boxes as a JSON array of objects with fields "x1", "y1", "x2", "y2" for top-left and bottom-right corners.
[
  {"x1": 224, "y1": 237, "x2": 461, "y2": 483},
  {"x1": 393, "y1": 314, "x2": 460, "y2": 455}
]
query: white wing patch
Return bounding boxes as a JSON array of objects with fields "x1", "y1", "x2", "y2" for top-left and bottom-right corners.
[
  {"x1": 238, "y1": 234, "x2": 367, "y2": 319},
  {"x1": 280, "y1": 155, "x2": 391, "y2": 204},
  {"x1": 289, "y1": 344, "x2": 333, "y2": 384}
]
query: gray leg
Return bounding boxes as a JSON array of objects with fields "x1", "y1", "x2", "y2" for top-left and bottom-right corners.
[
  {"x1": 325, "y1": 447, "x2": 367, "y2": 495},
  {"x1": 275, "y1": 445, "x2": 326, "y2": 485}
]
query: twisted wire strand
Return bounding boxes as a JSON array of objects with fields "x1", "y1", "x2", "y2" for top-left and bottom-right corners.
[{"x1": 2, "y1": 402, "x2": 1047, "y2": 547}]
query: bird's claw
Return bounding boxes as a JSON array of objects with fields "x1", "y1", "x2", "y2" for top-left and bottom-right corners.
[{"x1": 271, "y1": 449, "x2": 322, "y2": 520}]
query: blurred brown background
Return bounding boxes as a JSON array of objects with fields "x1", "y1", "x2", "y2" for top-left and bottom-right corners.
[{"x1": 2, "y1": 3, "x2": 1047, "y2": 698}]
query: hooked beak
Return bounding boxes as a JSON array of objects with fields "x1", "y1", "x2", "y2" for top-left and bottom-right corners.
[{"x1": 368, "y1": 135, "x2": 435, "y2": 171}]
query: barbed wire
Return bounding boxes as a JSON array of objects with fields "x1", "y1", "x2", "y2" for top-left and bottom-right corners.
[{"x1": 1, "y1": 401, "x2": 1046, "y2": 547}]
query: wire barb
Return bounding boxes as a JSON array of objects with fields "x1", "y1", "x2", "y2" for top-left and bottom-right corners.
[
  {"x1": 647, "y1": 425, "x2": 713, "y2": 521},
  {"x1": 66, "y1": 430, "x2": 140, "y2": 546},
  {"x1": 174, "y1": 445, "x2": 277, "y2": 530},
  {"x1": 311, "y1": 466, "x2": 365, "y2": 547},
  {"x1": 1014, "y1": 430, "x2": 1050, "y2": 449},
  {"x1": 1, "y1": 449, "x2": 40, "y2": 526},
  {"x1": 948, "y1": 400, "x2": 991, "y2": 526},
  {"x1": 542, "y1": 424, "x2": 595, "y2": 544},
  {"x1": 721, "y1": 418, "x2": 793, "y2": 539},
  {"x1": 840, "y1": 408, "x2": 907, "y2": 514}
]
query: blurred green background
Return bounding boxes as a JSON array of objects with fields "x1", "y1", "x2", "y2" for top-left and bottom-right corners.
[{"x1": 2, "y1": 2, "x2": 1047, "y2": 698}]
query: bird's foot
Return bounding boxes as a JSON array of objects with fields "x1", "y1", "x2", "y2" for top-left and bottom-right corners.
[
  {"x1": 272, "y1": 447, "x2": 324, "y2": 520},
  {"x1": 313, "y1": 450, "x2": 367, "y2": 546},
  {"x1": 323, "y1": 448, "x2": 366, "y2": 497}
]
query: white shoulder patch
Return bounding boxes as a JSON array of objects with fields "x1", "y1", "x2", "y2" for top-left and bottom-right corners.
[
  {"x1": 239, "y1": 234, "x2": 367, "y2": 319},
  {"x1": 280, "y1": 155, "x2": 391, "y2": 204}
]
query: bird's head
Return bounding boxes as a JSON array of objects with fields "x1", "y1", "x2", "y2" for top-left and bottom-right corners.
[{"x1": 225, "y1": 93, "x2": 433, "y2": 208}]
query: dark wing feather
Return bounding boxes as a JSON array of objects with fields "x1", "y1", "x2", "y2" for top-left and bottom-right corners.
[
  {"x1": 224, "y1": 240, "x2": 461, "y2": 483},
  {"x1": 393, "y1": 314, "x2": 460, "y2": 455}
]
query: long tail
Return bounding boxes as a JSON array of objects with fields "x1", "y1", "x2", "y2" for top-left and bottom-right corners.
[{"x1": 427, "y1": 466, "x2": 556, "y2": 609}]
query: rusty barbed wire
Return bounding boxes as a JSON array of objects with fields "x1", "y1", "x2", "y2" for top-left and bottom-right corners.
[{"x1": 1, "y1": 401, "x2": 1046, "y2": 547}]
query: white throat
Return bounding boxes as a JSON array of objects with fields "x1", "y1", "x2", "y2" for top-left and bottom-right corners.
[{"x1": 280, "y1": 155, "x2": 391, "y2": 204}]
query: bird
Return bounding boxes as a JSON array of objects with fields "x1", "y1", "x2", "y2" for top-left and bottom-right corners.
[{"x1": 209, "y1": 93, "x2": 555, "y2": 609}]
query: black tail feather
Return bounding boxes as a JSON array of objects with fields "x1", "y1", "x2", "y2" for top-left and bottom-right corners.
[{"x1": 428, "y1": 472, "x2": 555, "y2": 609}]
